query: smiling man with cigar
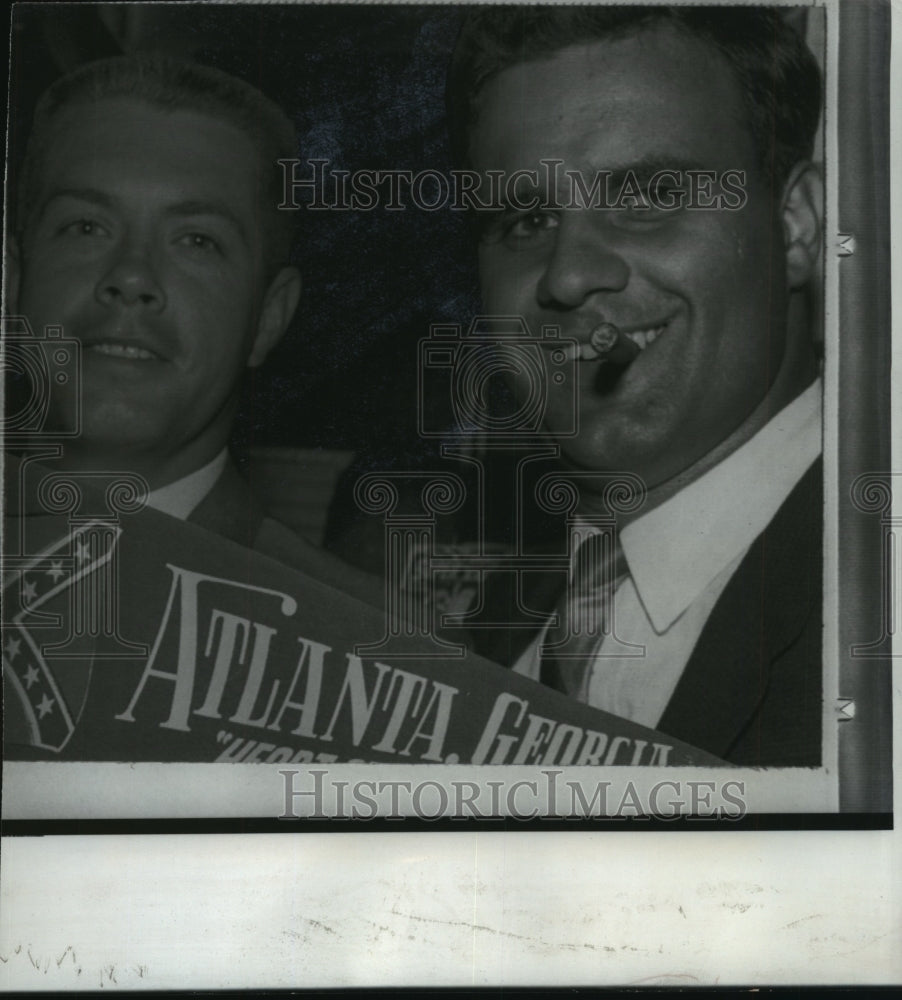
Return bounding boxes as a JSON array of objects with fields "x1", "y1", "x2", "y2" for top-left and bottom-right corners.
[{"x1": 449, "y1": 6, "x2": 825, "y2": 766}]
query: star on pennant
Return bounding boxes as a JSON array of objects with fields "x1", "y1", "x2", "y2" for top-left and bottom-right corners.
[
  {"x1": 74, "y1": 541, "x2": 91, "y2": 565},
  {"x1": 21, "y1": 578, "x2": 38, "y2": 604},
  {"x1": 36, "y1": 694, "x2": 55, "y2": 718},
  {"x1": 46, "y1": 560, "x2": 66, "y2": 583},
  {"x1": 23, "y1": 664, "x2": 39, "y2": 689},
  {"x1": 3, "y1": 635, "x2": 22, "y2": 661}
]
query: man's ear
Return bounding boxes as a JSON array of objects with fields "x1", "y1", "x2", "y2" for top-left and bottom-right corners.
[
  {"x1": 248, "y1": 265, "x2": 302, "y2": 368},
  {"x1": 781, "y1": 162, "x2": 823, "y2": 289},
  {"x1": 4, "y1": 237, "x2": 21, "y2": 313}
]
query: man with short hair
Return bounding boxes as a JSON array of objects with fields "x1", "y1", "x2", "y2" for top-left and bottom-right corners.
[
  {"x1": 7, "y1": 53, "x2": 377, "y2": 602},
  {"x1": 448, "y1": 7, "x2": 825, "y2": 766}
]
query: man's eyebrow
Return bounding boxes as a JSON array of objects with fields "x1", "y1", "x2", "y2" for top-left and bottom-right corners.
[
  {"x1": 604, "y1": 157, "x2": 709, "y2": 190},
  {"x1": 37, "y1": 188, "x2": 116, "y2": 217},
  {"x1": 164, "y1": 200, "x2": 250, "y2": 245},
  {"x1": 493, "y1": 157, "x2": 713, "y2": 210},
  {"x1": 33, "y1": 191, "x2": 251, "y2": 245}
]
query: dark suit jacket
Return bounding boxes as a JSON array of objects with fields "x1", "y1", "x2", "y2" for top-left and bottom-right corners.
[
  {"x1": 461, "y1": 461, "x2": 824, "y2": 767},
  {"x1": 3, "y1": 452, "x2": 384, "y2": 610},
  {"x1": 189, "y1": 459, "x2": 385, "y2": 612}
]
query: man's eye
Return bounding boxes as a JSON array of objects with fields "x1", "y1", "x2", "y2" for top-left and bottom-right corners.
[
  {"x1": 631, "y1": 184, "x2": 688, "y2": 216},
  {"x1": 178, "y1": 232, "x2": 221, "y2": 253},
  {"x1": 650, "y1": 185, "x2": 686, "y2": 204},
  {"x1": 611, "y1": 193, "x2": 684, "y2": 227},
  {"x1": 59, "y1": 219, "x2": 108, "y2": 238},
  {"x1": 619, "y1": 203, "x2": 666, "y2": 221},
  {"x1": 503, "y1": 211, "x2": 559, "y2": 242}
]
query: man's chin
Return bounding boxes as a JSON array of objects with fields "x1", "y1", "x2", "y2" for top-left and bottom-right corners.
[
  {"x1": 554, "y1": 429, "x2": 666, "y2": 489},
  {"x1": 59, "y1": 437, "x2": 162, "y2": 468},
  {"x1": 62, "y1": 413, "x2": 171, "y2": 468},
  {"x1": 557, "y1": 441, "x2": 640, "y2": 478},
  {"x1": 556, "y1": 429, "x2": 726, "y2": 515}
]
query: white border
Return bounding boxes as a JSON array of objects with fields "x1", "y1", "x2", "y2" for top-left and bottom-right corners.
[{"x1": 2, "y1": 761, "x2": 837, "y2": 819}]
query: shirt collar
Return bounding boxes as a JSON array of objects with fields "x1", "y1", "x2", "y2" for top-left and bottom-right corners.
[
  {"x1": 146, "y1": 448, "x2": 228, "y2": 521},
  {"x1": 619, "y1": 380, "x2": 822, "y2": 632}
]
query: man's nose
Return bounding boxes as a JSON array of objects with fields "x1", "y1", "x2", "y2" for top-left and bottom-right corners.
[
  {"x1": 95, "y1": 242, "x2": 166, "y2": 311},
  {"x1": 536, "y1": 215, "x2": 629, "y2": 308}
]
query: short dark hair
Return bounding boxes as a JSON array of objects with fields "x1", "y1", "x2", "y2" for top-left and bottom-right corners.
[
  {"x1": 447, "y1": 5, "x2": 822, "y2": 191},
  {"x1": 17, "y1": 53, "x2": 298, "y2": 274}
]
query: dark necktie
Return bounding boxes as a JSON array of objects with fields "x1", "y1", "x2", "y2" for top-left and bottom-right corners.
[{"x1": 539, "y1": 530, "x2": 634, "y2": 701}]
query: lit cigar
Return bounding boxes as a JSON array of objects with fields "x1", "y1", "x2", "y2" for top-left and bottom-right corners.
[{"x1": 590, "y1": 322, "x2": 641, "y2": 366}]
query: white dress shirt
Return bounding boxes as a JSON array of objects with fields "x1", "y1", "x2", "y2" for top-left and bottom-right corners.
[
  {"x1": 513, "y1": 380, "x2": 823, "y2": 728},
  {"x1": 145, "y1": 449, "x2": 228, "y2": 521}
]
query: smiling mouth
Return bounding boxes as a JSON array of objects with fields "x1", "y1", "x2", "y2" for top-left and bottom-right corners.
[
  {"x1": 87, "y1": 342, "x2": 161, "y2": 361},
  {"x1": 555, "y1": 321, "x2": 669, "y2": 362},
  {"x1": 620, "y1": 323, "x2": 667, "y2": 352}
]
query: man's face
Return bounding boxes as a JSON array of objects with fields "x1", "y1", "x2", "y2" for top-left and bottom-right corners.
[
  {"x1": 13, "y1": 97, "x2": 294, "y2": 482},
  {"x1": 472, "y1": 25, "x2": 814, "y2": 490}
]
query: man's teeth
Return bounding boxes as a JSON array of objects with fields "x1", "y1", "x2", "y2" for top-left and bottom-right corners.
[
  {"x1": 89, "y1": 343, "x2": 156, "y2": 360},
  {"x1": 623, "y1": 325, "x2": 666, "y2": 351},
  {"x1": 564, "y1": 325, "x2": 666, "y2": 360}
]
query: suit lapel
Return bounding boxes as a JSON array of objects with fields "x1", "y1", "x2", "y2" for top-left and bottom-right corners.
[
  {"x1": 188, "y1": 460, "x2": 265, "y2": 550},
  {"x1": 657, "y1": 459, "x2": 823, "y2": 758}
]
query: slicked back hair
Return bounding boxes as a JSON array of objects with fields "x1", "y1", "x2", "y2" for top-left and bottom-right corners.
[
  {"x1": 447, "y1": 5, "x2": 822, "y2": 192},
  {"x1": 17, "y1": 53, "x2": 298, "y2": 276}
]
